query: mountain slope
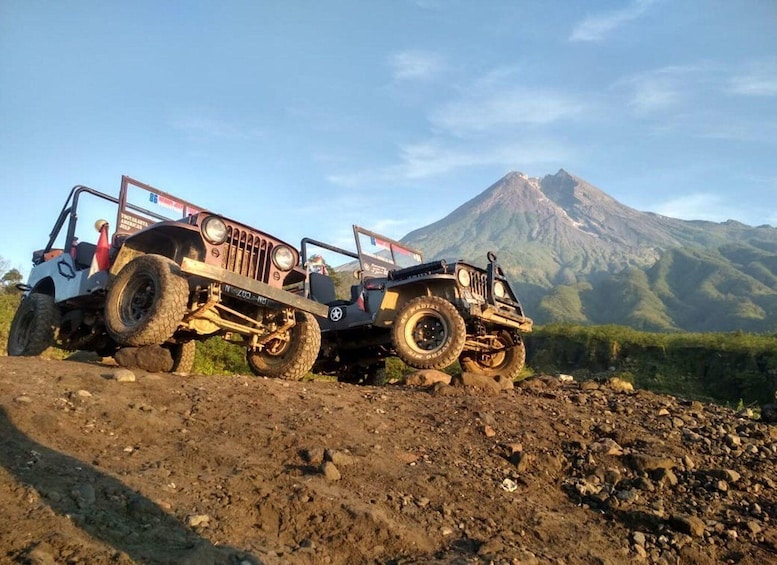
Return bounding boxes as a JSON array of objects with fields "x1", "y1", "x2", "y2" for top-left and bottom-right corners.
[{"x1": 402, "y1": 170, "x2": 777, "y2": 332}]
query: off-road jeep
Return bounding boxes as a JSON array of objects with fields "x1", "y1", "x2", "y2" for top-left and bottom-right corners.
[
  {"x1": 301, "y1": 225, "x2": 533, "y2": 383},
  {"x1": 8, "y1": 176, "x2": 328, "y2": 378}
]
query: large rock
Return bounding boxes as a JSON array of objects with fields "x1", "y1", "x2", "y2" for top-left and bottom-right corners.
[
  {"x1": 453, "y1": 372, "x2": 502, "y2": 394},
  {"x1": 116, "y1": 345, "x2": 174, "y2": 373},
  {"x1": 404, "y1": 369, "x2": 452, "y2": 387}
]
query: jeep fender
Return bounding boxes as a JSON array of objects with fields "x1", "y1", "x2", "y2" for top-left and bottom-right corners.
[
  {"x1": 373, "y1": 279, "x2": 459, "y2": 327},
  {"x1": 111, "y1": 222, "x2": 205, "y2": 275}
]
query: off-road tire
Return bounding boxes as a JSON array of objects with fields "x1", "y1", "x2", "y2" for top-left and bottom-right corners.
[
  {"x1": 459, "y1": 331, "x2": 526, "y2": 380},
  {"x1": 338, "y1": 362, "x2": 388, "y2": 386},
  {"x1": 105, "y1": 254, "x2": 188, "y2": 347},
  {"x1": 246, "y1": 312, "x2": 321, "y2": 380},
  {"x1": 7, "y1": 293, "x2": 59, "y2": 356},
  {"x1": 392, "y1": 296, "x2": 466, "y2": 370},
  {"x1": 167, "y1": 340, "x2": 196, "y2": 374}
]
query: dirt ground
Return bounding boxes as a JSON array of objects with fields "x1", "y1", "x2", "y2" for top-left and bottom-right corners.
[{"x1": 1, "y1": 355, "x2": 777, "y2": 565}]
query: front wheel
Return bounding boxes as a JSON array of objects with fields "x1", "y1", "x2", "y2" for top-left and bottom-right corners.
[
  {"x1": 392, "y1": 296, "x2": 466, "y2": 370},
  {"x1": 459, "y1": 331, "x2": 526, "y2": 381},
  {"x1": 105, "y1": 254, "x2": 188, "y2": 346},
  {"x1": 246, "y1": 312, "x2": 321, "y2": 380},
  {"x1": 7, "y1": 293, "x2": 59, "y2": 356}
]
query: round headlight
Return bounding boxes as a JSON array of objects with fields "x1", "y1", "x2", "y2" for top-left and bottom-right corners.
[
  {"x1": 494, "y1": 280, "x2": 507, "y2": 299},
  {"x1": 457, "y1": 268, "x2": 471, "y2": 287},
  {"x1": 272, "y1": 245, "x2": 295, "y2": 271},
  {"x1": 202, "y1": 216, "x2": 228, "y2": 244}
]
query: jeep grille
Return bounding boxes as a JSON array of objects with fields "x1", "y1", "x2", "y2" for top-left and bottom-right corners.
[
  {"x1": 471, "y1": 270, "x2": 487, "y2": 299},
  {"x1": 223, "y1": 226, "x2": 272, "y2": 283}
]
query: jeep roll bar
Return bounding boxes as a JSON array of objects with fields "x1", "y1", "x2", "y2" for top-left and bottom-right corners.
[{"x1": 41, "y1": 176, "x2": 205, "y2": 261}]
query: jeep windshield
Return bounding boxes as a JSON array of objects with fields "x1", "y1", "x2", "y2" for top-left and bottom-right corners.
[{"x1": 354, "y1": 226, "x2": 423, "y2": 279}]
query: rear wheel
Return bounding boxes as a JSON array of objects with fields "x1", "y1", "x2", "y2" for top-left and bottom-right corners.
[
  {"x1": 105, "y1": 254, "x2": 188, "y2": 346},
  {"x1": 166, "y1": 340, "x2": 196, "y2": 373},
  {"x1": 459, "y1": 331, "x2": 526, "y2": 381},
  {"x1": 338, "y1": 362, "x2": 387, "y2": 386},
  {"x1": 7, "y1": 293, "x2": 59, "y2": 356},
  {"x1": 246, "y1": 312, "x2": 321, "y2": 380},
  {"x1": 392, "y1": 296, "x2": 466, "y2": 370}
]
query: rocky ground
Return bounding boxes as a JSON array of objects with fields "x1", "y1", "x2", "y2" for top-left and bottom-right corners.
[{"x1": 1, "y1": 355, "x2": 777, "y2": 565}]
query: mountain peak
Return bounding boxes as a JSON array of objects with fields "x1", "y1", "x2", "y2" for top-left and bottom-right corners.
[{"x1": 401, "y1": 169, "x2": 777, "y2": 332}]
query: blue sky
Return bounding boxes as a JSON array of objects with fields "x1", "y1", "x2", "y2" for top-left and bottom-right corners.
[{"x1": 2, "y1": 0, "x2": 776, "y2": 274}]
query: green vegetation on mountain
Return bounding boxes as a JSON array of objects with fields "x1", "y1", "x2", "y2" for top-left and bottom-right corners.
[{"x1": 403, "y1": 170, "x2": 777, "y2": 333}]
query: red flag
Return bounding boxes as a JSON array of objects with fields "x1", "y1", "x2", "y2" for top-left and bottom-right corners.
[
  {"x1": 89, "y1": 222, "x2": 111, "y2": 276},
  {"x1": 356, "y1": 289, "x2": 365, "y2": 311}
]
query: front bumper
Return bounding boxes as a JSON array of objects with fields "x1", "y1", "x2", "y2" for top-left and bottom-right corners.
[
  {"x1": 462, "y1": 298, "x2": 533, "y2": 332},
  {"x1": 180, "y1": 257, "x2": 329, "y2": 318}
]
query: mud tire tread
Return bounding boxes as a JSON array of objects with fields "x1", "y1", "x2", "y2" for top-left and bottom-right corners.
[
  {"x1": 7, "y1": 293, "x2": 59, "y2": 356},
  {"x1": 392, "y1": 295, "x2": 466, "y2": 370},
  {"x1": 246, "y1": 312, "x2": 321, "y2": 380},
  {"x1": 105, "y1": 254, "x2": 188, "y2": 347}
]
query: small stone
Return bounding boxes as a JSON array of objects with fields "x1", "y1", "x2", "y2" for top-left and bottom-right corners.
[
  {"x1": 607, "y1": 377, "x2": 634, "y2": 393},
  {"x1": 111, "y1": 369, "x2": 136, "y2": 382},
  {"x1": 591, "y1": 438, "x2": 623, "y2": 456},
  {"x1": 483, "y1": 424, "x2": 496, "y2": 438},
  {"x1": 76, "y1": 390, "x2": 93, "y2": 398},
  {"x1": 321, "y1": 461, "x2": 341, "y2": 481},
  {"x1": 71, "y1": 484, "x2": 96, "y2": 508},
  {"x1": 669, "y1": 514, "x2": 705, "y2": 537},
  {"x1": 655, "y1": 468, "x2": 678, "y2": 488},
  {"x1": 671, "y1": 417, "x2": 685, "y2": 428},
  {"x1": 476, "y1": 411, "x2": 498, "y2": 427},
  {"x1": 14, "y1": 395, "x2": 32, "y2": 404},
  {"x1": 501, "y1": 478, "x2": 518, "y2": 492},
  {"x1": 510, "y1": 452, "x2": 531, "y2": 473},
  {"x1": 724, "y1": 433, "x2": 742, "y2": 448},
  {"x1": 26, "y1": 545, "x2": 56, "y2": 565},
  {"x1": 658, "y1": 408, "x2": 670, "y2": 417},
  {"x1": 301, "y1": 447, "x2": 325, "y2": 465},
  {"x1": 632, "y1": 531, "x2": 647, "y2": 547},
  {"x1": 557, "y1": 374, "x2": 574, "y2": 382},
  {"x1": 629, "y1": 453, "x2": 676, "y2": 473},
  {"x1": 324, "y1": 449, "x2": 358, "y2": 466},
  {"x1": 187, "y1": 514, "x2": 210, "y2": 528},
  {"x1": 710, "y1": 468, "x2": 741, "y2": 483}
]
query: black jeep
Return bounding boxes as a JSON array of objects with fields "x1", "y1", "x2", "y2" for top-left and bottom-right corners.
[{"x1": 301, "y1": 225, "x2": 533, "y2": 383}]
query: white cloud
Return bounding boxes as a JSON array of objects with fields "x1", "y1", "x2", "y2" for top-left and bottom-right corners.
[
  {"x1": 327, "y1": 139, "x2": 571, "y2": 187},
  {"x1": 653, "y1": 193, "x2": 727, "y2": 222},
  {"x1": 570, "y1": 0, "x2": 657, "y2": 42},
  {"x1": 388, "y1": 50, "x2": 444, "y2": 80},
  {"x1": 614, "y1": 64, "x2": 710, "y2": 115},
  {"x1": 729, "y1": 62, "x2": 777, "y2": 97},
  {"x1": 431, "y1": 88, "x2": 585, "y2": 134}
]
